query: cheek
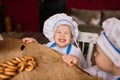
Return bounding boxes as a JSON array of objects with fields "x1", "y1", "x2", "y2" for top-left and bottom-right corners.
[
  {"x1": 54, "y1": 34, "x2": 59, "y2": 39},
  {"x1": 94, "y1": 52, "x2": 101, "y2": 66},
  {"x1": 66, "y1": 36, "x2": 71, "y2": 40},
  {"x1": 66, "y1": 35, "x2": 72, "y2": 40},
  {"x1": 95, "y1": 55, "x2": 109, "y2": 71},
  {"x1": 95, "y1": 57, "x2": 103, "y2": 69}
]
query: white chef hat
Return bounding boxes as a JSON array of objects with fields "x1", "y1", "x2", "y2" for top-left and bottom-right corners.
[
  {"x1": 43, "y1": 13, "x2": 78, "y2": 42},
  {"x1": 97, "y1": 17, "x2": 120, "y2": 67}
]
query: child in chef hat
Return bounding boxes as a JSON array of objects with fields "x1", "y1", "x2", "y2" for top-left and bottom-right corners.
[
  {"x1": 22, "y1": 13, "x2": 88, "y2": 68},
  {"x1": 63, "y1": 17, "x2": 120, "y2": 80}
]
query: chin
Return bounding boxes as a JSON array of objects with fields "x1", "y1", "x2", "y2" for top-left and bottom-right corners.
[
  {"x1": 59, "y1": 45, "x2": 67, "y2": 48},
  {"x1": 56, "y1": 42, "x2": 67, "y2": 47},
  {"x1": 57, "y1": 44, "x2": 67, "y2": 48}
]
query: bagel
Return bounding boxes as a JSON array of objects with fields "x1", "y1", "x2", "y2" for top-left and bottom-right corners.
[
  {"x1": 4, "y1": 67, "x2": 17, "y2": 72},
  {"x1": 10, "y1": 59, "x2": 19, "y2": 64},
  {"x1": 6, "y1": 65, "x2": 17, "y2": 70},
  {"x1": 17, "y1": 62, "x2": 25, "y2": 72},
  {"x1": 6, "y1": 61, "x2": 15, "y2": 66},
  {"x1": 20, "y1": 57, "x2": 26, "y2": 61},
  {"x1": 0, "y1": 70, "x2": 4, "y2": 74},
  {"x1": 15, "y1": 57, "x2": 23, "y2": 62},
  {"x1": 24, "y1": 56, "x2": 34, "y2": 61},
  {"x1": 4, "y1": 71, "x2": 17, "y2": 76},
  {"x1": 0, "y1": 66, "x2": 4, "y2": 70},
  {"x1": 0, "y1": 74, "x2": 11, "y2": 79},
  {"x1": 1, "y1": 63, "x2": 9, "y2": 67},
  {"x1": 25, "y1": 61, "x2": 35, "y2": 71}
]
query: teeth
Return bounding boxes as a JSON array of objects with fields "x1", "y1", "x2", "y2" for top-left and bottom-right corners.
[{"x1": 59, "y1": 39, "x2": 65, "y2": 42}]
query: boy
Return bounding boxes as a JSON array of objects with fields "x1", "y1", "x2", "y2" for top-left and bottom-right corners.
[
  {"x1": 63, "y1": 17, "x2": 120, "y2": 80},
  {"x1": 22, "y1": 13, "x2": 88, "y2": 68}
]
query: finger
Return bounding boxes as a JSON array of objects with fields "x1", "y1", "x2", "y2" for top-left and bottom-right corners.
[
  {"x1": 72, "y1": 59, "x2": 78, "y2": 64},
  {"x1": 68, "y1": 63, "x2": 74, "y2": 67}
]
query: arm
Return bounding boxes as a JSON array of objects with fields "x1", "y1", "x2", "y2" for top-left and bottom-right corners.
[
  {"x1": 62, "y1": 55, "x2": 79, "y2": 67},
  {"x1": 62, "y1": 46, "x2": 88, "y2": 68}
]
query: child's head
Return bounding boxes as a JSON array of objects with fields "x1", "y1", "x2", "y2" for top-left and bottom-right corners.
[
  {"x1": 54, "y1": 24, "x2": 73, "y2": 47},
  {"x1": 43, "y1": 13, "x2": 78, "y2": 45},
  {"x1": 94, "y1": 18, "x2": 120, "y2": 73}
]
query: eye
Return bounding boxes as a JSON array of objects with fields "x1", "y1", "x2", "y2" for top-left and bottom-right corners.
[
  {"x1": 65, "y1": 32, "x2": 70, "y2": 34},
  {"x1": 56, "y1": 31, "x2": 61, "y2": 34}
]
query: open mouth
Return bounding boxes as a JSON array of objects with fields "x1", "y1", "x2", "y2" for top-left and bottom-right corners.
[{"x1": 59, "y1": 38, "x2": 66, "y2": 42}]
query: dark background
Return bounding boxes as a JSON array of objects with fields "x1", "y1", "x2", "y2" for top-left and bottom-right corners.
[
  {"x1": 0, "y1": 0, "x2": 120, "y2": 32},
  {"x1": 39, "y1": 0, "x2": 66, "y2": 32}
]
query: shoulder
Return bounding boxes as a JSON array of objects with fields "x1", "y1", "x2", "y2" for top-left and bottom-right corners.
[
  {"x1": 71, "y1": 45, "x2": 80, "y2": 51},
  {"x1": 71, "y1": 45, "x2": 82, "y2": 54},
  {"x1": 70, "y1": 44, "x2": 83, "y2": 58},
  {"x1": 84, "y1": 66, "x2": 99, "y2": 76},
  {"x1": 84, "y1": 66, "x2": 107, "y2": 79},
  {"x1": 46, "y1": 41, "x2": 54, "y2": 47}
]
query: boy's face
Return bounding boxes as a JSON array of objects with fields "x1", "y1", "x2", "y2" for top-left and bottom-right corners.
[
  {"x1": 94, "y1": 44, "x2": 114, "y2": 72},
  {"x1": 54, "y1": 24, "x2": 73, "y2": 48}
]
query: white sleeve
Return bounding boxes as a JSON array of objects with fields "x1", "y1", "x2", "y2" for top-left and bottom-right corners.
[
  {"x1": 84, "y1": 66, "x2": 107, "y2": 79},
  {"x1": 84, "y1": 66, "x2": 98, "y2": 76},
  {"x1": 78, "y1": 50, "x2": 88, "y2": 69},
  {"x1": 70, "y1": 46, "x2": 88, "y2": 69}
]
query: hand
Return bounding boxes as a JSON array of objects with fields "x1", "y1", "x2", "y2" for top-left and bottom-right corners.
[
  {"x1": 22, "y1": 37, "x2": 38, "y2": 44},
  {"x1": 62, "y1": 55, "x2": 79, "y2": 67}
]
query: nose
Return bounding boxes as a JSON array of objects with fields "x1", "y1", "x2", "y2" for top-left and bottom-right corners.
[{"x1": 60, "y1": 33, "x2": 65, "y2": 37}]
